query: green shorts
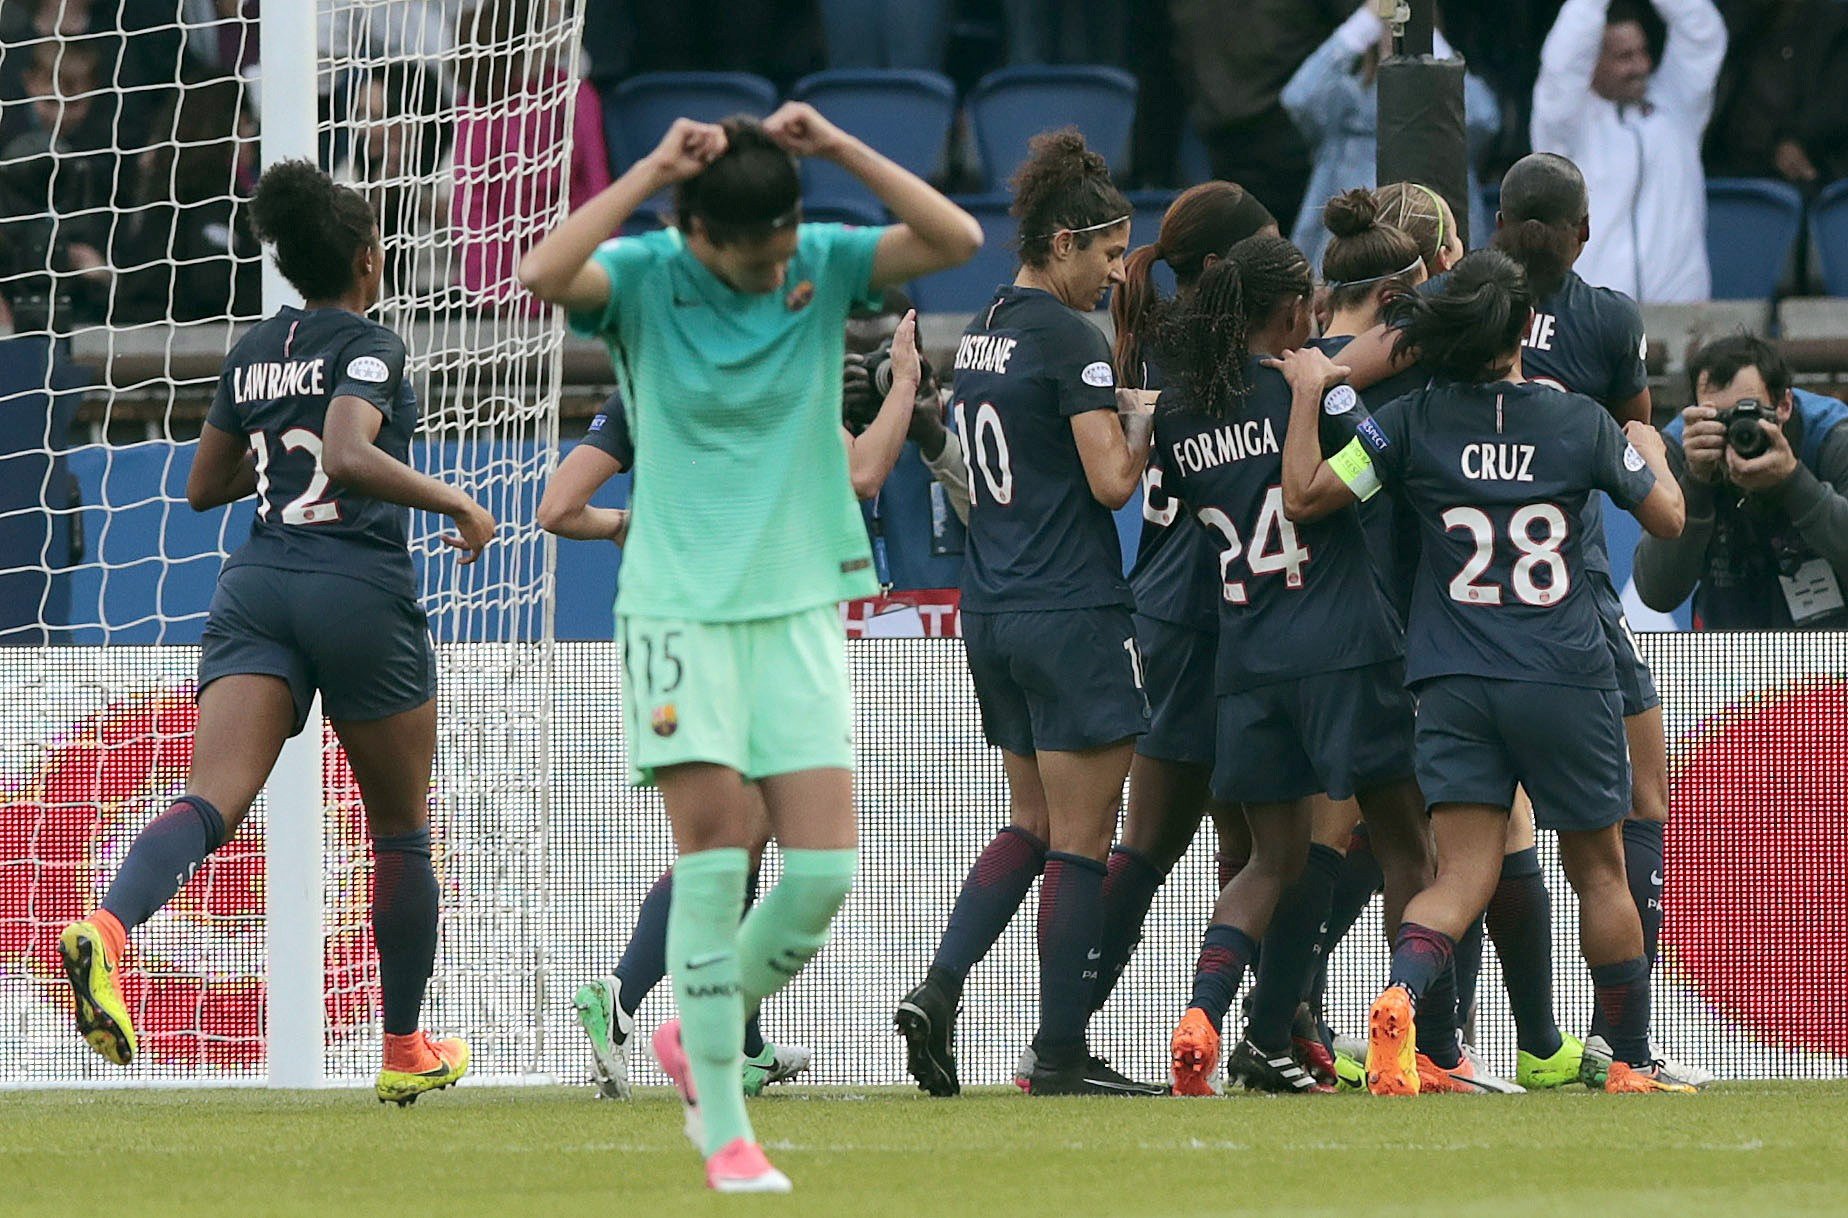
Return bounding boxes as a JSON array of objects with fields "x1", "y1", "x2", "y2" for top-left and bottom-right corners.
[{"x1": 618, "y1": 604, "x2": 853, "y2": 786}]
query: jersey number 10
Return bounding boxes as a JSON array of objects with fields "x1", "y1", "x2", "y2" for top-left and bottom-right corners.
[
  {"x1": 251, "y1": 428, "x2": 341, "y2": 525},
  {"x1": 953, "y1": 399, "x2": 1014, "y2": 505}
]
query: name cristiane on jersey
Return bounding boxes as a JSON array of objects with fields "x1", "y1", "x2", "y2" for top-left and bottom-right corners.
[
  {"x1": 233, "y1": 359, "x2": 327, "y2": 404},
  {"x1": 955, "y1": 333, "x2": 1018, "y2": 374},
  {"x1": 1170, "y1": 418, "x2": 1280, "y2": 475}
]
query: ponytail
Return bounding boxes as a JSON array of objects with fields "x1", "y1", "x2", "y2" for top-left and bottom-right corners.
[
  {"x1": 1111, "y1": 243, "x2": 1166, "y2": 384},
  {"x1": 1386, "y1": 249, "x2": 1534, "y2": 383},
  {"x1": 1491, "y1": 217, "x2": 1575, "y2": 298}
]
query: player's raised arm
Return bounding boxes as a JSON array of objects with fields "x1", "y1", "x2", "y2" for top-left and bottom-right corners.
[
  {"x1": 761, "y1": 102, "x2": 982, "y2": 288},
  {"x1": 844, "y1": 310, "x2": 921, "y2": 500},
  {"x1": 517, "y1": 118, "x2": 728, "y2": 312},
  {"x1": 1621, "y1": 419, "x2": 1687, "y2": 539},
  {"x1": 1274, "y1": 346, "x2": 1360, "y2": 522}
]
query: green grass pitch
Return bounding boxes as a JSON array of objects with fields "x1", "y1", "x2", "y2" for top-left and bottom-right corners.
[{"x1": 3, "y1": 1083, "x2": 1844, "y2": 1216}]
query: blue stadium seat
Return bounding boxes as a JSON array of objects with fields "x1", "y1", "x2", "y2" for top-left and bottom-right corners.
[
  {"x1": 966, "y1": 66, "x2": 1138, "y2": 191},
  {"x1": 1177, "y1": 124, "x2": 1211, "y2": 186},
  {"x1": 1705, "y1": 178, "x2": 1802, "y2": 301},
  {"x1": 792, "y1": 70, "x2": 956, "y2": 217},
  {"x1": 604, "y1": 71, "x2": 778, "y2": 180},
  {"x1": 1809, "y1": 179, "x2": 1848, "y2": 296},
  {"x1": 909, "y1": 194, "x2": 1016, "y2": 316}
]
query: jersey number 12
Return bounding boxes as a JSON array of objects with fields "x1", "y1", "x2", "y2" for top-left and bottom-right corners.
[{"x1": 251, "y1": 428, "x2": 340, "y2": 525}]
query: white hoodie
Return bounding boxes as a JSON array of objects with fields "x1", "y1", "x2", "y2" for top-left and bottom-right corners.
[{"x1": 1531, "y1": 0, "x2": 1727, "y2": 303}]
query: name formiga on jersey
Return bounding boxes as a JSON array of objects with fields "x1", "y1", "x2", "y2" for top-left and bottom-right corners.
[{"x1": 1169, "y1": 417, "x2": 1280, "y2": 476}]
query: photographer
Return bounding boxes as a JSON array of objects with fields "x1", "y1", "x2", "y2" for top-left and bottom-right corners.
[
  {"x1": 1634, "y1": 336, "x2": 1848, "y2": 628},
  {"x1": 842, "y1": 294, "x2": 970, "y2": 526}
]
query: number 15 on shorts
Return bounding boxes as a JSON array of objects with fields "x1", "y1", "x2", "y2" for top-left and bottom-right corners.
[{"x1": 623, "y1": 625, "x2": 685, "y2": 697}]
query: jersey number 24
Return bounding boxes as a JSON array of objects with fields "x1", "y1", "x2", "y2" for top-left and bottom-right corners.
[{"x1": 1194, "y1": 486, "x2": 1308, "y2": 604}]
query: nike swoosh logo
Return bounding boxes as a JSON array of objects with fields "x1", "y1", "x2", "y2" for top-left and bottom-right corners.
[
  {"x1": 685, "y1": 953, "x2": 729, "y2": 971},
  {"x1": 1086, "y1": 949, "x2": 1102, "y2": 960},
  {"x1": 1651, "y1": 871, "x2": 1663, "y2": 886}
]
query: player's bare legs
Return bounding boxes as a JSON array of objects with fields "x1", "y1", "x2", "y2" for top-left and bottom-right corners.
[{"x1": 61, "y1": 675, "x2": 293, "y2": 1066}]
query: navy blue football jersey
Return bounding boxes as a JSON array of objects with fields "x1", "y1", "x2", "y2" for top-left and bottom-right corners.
[
  {"x1": 1336, "y1": 379, "x2": 1657, "y2": 688},
  {"x1": 953, "y1": 286, "x2": 1133, "y2": 612},
  {"x1": 1156, "y1": 359, "x2": 1402, "y2": 693},
  {"x1": 579, "y1": 392, "x2": 635, "y2": 469},
  {"x1": 1519, "y1": 270, "x2": 1648, "y2": 578},
  {"x1": 1312, "y1": 335, "x2": 1428, "y2": 614},
  {"x1": 205, "y1": 306, "x2": 420, "y2": 596},
  {"x1": 1125, "y1": 352, "x2": 1221, "y2": 632}
]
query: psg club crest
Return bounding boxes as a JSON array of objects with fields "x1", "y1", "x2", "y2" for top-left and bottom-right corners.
[
  {"x1": 652, "y1": 703, "x2": 679, "y2": 737},
  {"x1": 784, "y1": 280, "x2": 815, "y2": 312}
]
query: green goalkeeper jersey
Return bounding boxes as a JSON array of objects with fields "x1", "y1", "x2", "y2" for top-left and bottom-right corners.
[{"x1": 570, "y1": 223, "x2": 887, "y2": 621}]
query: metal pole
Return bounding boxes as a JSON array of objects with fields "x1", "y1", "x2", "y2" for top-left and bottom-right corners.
[{"x1": 258, "y1": 0, "x2": 326, "y2": 1090}]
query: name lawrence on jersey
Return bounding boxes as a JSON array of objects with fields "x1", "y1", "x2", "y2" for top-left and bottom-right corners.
[{"x1": 232, "y1": 359, "x2": 328, "y2": 404}]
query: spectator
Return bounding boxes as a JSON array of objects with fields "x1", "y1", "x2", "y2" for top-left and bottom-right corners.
[
  {"x1": 1704, "y1": 1, "x2": 1848, "y2": 187},
  {"x1": 1635, "y1": 335, "x2": 1848, "y2": 628},
  {"x1": 0, "y1": 41, "x2": 120, "y2": 329},
  {"x1": 820, "y1": 0, "x2": 951, "y2": 70},
  {"x1": 1282, "y1": 3, "x2": 1499, "y2": 271},
  {"x1": 1169, "y1": 0, "x2": 1345, "y2": 225},
  {"x1": 109, "y1": 76, "x2": 260, "y2": 324},
  {"x1": 334, "y1": 62, "x2": 453, "y2": 300},
  {"x1": 451, "y1": 0, "x2": 610, "y2": 312},
  {"x1": 1531, "y1": 0, "x2": 1726, "y2": 302}
]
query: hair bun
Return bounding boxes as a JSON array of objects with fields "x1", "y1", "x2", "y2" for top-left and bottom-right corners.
[{"x1": 1323, "y1": 188, "x2": 1381, "y2": 240}]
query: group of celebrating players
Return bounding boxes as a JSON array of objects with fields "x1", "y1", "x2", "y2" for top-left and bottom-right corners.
[{"x1": 51, "y1": 93, "x2": 1712, "y2": 1196}]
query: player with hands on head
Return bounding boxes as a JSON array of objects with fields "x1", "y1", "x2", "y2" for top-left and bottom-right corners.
[
  {"x1": 60, "y1": 158, "x2": 493, "y2": 1107},
  {"x1": 520, "y1": 99, "x2": 977, "y2": 1193},
  {"x1": 1274, "y1": 250, "x2": 1697, "y2": 1096}
]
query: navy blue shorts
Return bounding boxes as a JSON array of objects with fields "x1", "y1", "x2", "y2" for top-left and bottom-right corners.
[
  {"x1": 962, "y1": 606, "x2": 1150, "y2": 755},
  {"x1": 1133, "y1": 613, "x2": 1216, "y2": 767},
  {"x1": 1588, "y1": 570, "x2": 1659, "y2": 717},
  {"x1": 1212, "y1": 659, "x2": 1416, "y2": 804},
  {"x1": 199, "y1": 565, "x2": 436, "y2": 736},
  {"x1": 1413, "y1": 675, "x2": 1629, "y2": 833}
]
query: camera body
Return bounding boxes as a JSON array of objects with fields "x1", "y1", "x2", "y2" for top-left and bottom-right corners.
[
  {"x1": 1718, "y1": 397, "x2": 1775, "y2": 461},
  {"x1": 842, "y1": 338, "x2": 934, "y2": 435}
]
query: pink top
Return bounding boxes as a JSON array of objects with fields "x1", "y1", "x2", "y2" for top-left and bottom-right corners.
[{"x1": 452, "y1": 75, "x2": 611, "y2": 313}]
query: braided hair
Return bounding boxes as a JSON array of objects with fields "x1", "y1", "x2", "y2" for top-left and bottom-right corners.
[
  {"x1": 1385, "y1": 249, "x2": 1535, "y2": 383},
  {"x1": 1156, "y1": 234, "x2": 1311, "y2": 420}
]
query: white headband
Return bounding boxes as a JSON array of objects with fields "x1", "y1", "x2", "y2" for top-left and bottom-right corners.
[
  {"x1": 1035, "y1": 213, "x2": 1131, "y2": 240},
  {"x1": 1324, "y1": 254, "x2": 1424, "y2": 291}
]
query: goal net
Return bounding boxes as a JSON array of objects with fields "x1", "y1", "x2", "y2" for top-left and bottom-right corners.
[{"x1": 0, "y1": 0, "x2": 581, "y2": 1084}]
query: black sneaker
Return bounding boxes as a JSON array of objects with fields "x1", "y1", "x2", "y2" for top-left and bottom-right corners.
[
  {"x1": 1225, "y1": 1037, "x2": 1334, "y2": 1094},
  {"x1": 895, "y1": 977, "x2": 960, "y2": 1097},
  {"x1": 1026, "y1": 1050, "x2": 1168, "y2": 1097}
]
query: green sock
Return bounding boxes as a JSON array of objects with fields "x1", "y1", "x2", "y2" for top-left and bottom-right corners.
[
  {"x1": 736, "y1": 848, "x2": 857, "y2": 1010},
  {"x1": 666, "y1": 848, "x2": 752, "y2": 1156}
]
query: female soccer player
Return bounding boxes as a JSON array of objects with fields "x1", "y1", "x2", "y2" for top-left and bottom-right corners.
[
  {"x1": 59, "y1": 159, "x2": 496, "y2": 1105},
  {"x1": 541, "y1": 315, "x2": 926, "y2": 1101},
  {"x1": 520, "y1": 107, "x2": 978, "y2": 1192},
  {"x1": 1084, "y1": 182, "x2": 1278, "y2": 1026},
  {"x1": 1149, "y1": 234, "x2": 1429, "y2": 1096},
  {"x1": 1490, "y1": 152, "x2": 1707, "y2": 1087},
  {"x1": 1274, "y1": 250, "x2": 1696, "y2": 1095},
  {"x1": 895, "y1": 129, "x2": 1165, "y2": 1098}
]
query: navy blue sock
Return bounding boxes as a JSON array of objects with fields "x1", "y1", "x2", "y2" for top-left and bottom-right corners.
[
  {"x1": 1090, "y1": 846, "x2": 1167, "y2": 1015},
  {"x1": 931, "y1": 825, "x2": 1047, "y2": 994},
  {"x1": 1622, "y1": 819, "x2": 1665, "y2": 970},
  {"x1": 1485, "y1": 847, "x2": 1562, "y2": 1058},
  {"x1": 1187, "y1": 923, "x2": 1259, "y2": 1029},
  {"x1": 614, "y1": 868, "x2": 673, "y2": 1014},
  {"x1": 1389, "y1": 923, "x2": 1458, "y2": 1066},
  {"x1": 1308, "y1": 831, "x2": 1383, "y2": 1015},
  {"x1": 741, "y1": 868, "x2": 765, "y2": 1059},
  {"x1": 1031, "y1": 852, "x2": 1105, "y2": 1062},
  {"x1": 101, "y1": 795, "x2": 226, "y2": 931},
  {"x1": 1248, "y1": 843, "x2": 1342, "y2": 1052},
  {"x1": 371, "y1": 828, "x2": 438, "y2": 1037},
  {"x1": 1591, "y1": 955, "x2": 1652, "y2": 1067},
  {"x1": 1454, "y1": 913, "x2": 1485, "y2": 1040}
]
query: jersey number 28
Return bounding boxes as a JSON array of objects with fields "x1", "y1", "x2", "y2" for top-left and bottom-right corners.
[{"x1": 1441, "y1": 503, "x2": 1569, "y2": 606}]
